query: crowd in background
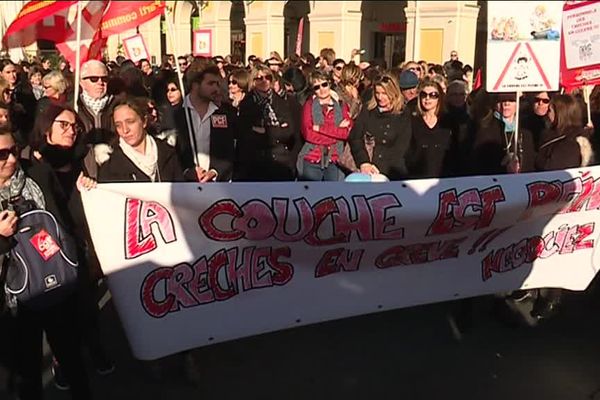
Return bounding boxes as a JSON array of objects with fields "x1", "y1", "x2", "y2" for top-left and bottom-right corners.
[{"x1": 0, "y1": 46, "x2": 598, "y2": 399}]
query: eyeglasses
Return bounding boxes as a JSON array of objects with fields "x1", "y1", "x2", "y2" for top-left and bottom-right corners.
[
  {"x1": 83, "y1": 76, "x2": 108, "y2": 83},
  {"x1": 0, "y1": 146, "x2": 18, "y2": 161},
  {"x1": 535, "y1": 97, "x2": 550, "y2": 104},
  {"x1": 166, "y1": 87, "x2": 180, "y2": 93},
  {"x1": 313, "y1": 82, "x2": 330, "y2": 91},
  {"x1": 54, "y1": 120, "x2": 80, "y2": 132},
  {"x1": 335, "y1": 65, "x2": 344, "y2": 71},
  {"x1": 420, "y1": 91, "x2": 440, "y2": 100},
  {"x1": 229, "y1": 79, "x2": 238, "y2": 85},
  {"x1": 178, "y1": 63, "x2": 187, "y2": 68},
  {"x1": 254, "y1": 75, "x2": 273, "y2": 82}
]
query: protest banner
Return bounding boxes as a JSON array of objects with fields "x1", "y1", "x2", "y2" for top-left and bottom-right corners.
[
  {"x1": 487, "y1": 1, "x2": 563, "y2": 93},
  {"x1": 82, "y1": 167, "x2": 600, "y2": 360},
  {"x1": 560, "y1": 1, "x2": 600, "y2": 91}
]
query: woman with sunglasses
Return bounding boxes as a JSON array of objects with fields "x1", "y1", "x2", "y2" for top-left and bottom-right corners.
[
  {"x1": 228, "y1": 68, "x2": 250, "y2": 110},
  {"x1": 298, "y1": 71, "x2": 352, "y2": 181},
  {"x1": 0, "y1": 126, "x2": 92, "y2": 399},
  {"x1": 155, "y1": 74, "x2": 183, "y2": 144},
  {"x1": 522, "y1": 91, "x2": 553, "y2": 150},
  {"x1": 527, "y1": 94, "x2": 594, "y2": 321},
  {"x1": 406, "y1": 80, "x2": 456, "y2": 179},
  {"x1": 349, "y1": 74, "x2": 412, "y2": 180},
  {"x1": 237, "y1": 64, "x2": 301, "y2": 181}
]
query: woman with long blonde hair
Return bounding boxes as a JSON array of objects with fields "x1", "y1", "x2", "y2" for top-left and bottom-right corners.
[{"x1": 349, "y1": 74, "x2": 411, "y2": 180}]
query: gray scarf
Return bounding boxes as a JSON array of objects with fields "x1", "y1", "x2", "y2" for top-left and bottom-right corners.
[{"x1": 0, "y1": 167, "x2": 46, "y2": 211}]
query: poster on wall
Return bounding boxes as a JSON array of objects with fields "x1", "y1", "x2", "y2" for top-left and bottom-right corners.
[
  {"x1": 193, "y1": 29, "x2": 212, "y2": 57},
  {"x1": 486, "y1": 1, "x2": 563, "y2": 92},
  {"x1": 122, "y1": 34, "x2": 150, "y2": 64}
]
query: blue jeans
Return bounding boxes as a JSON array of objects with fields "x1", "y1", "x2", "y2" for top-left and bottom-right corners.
[{"x1": 301, "y1": 160, "x2": 344, "y2": 181}]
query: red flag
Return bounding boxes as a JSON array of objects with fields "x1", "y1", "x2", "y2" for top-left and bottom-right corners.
[
  {"x1": 3, "y1": 1, "x2": 165, "y2": 66},
  {"x1": 55, "y1": 1, "x2": 111, "y2": 68},
  {"x1": 99, "y1": 1, "x2": 166, "y2": 39},
  {"x1": 295, "y1": 17, "x2": 304, "y2": 56},
  {"x1": 2, "y1": 1, "x2": 77, "y2": 48},
  {"x1": 472, "y1": 68, "x2": 482, "y2": 91}
]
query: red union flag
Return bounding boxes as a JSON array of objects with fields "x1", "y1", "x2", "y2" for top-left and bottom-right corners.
[{"x1": 2, "y1": 1, "x2": 165, "y2": 65}]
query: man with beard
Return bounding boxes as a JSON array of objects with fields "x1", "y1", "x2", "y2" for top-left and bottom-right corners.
[{"x1": 174, "y1": 64, "x2": 235, "y2": 182}]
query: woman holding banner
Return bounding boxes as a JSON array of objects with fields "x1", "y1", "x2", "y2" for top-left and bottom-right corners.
[
  {"x1": 96, "y1": 97, "x2": 184, "y2": 183},
  {"x1": 349, "y1": 74, "x2": 411, "y2": 180},
  {"x1": 530, "y1": 94, "x2": 595, "y2": 320}
]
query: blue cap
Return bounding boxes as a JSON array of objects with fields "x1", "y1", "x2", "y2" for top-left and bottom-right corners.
[{"x1": 399, "y1": 70, "x2": 419, "y2": 89}]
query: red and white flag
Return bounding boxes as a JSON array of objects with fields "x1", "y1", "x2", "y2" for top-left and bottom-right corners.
[{"x1": 3, "y1": 1, "x2": 166, "y2": 66}]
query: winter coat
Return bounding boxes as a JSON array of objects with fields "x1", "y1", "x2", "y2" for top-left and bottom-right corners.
[{"x1": 535, "y1": 127, "x2": 594, "y2": 171}]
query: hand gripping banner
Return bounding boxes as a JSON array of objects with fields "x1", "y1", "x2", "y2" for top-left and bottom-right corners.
[{"x1": 82, "y1": 167, "x2": 600, "y2": 360}]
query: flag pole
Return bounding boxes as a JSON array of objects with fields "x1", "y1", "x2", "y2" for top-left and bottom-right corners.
[
  {"x1": 73, "y1": 1, "x2": 83, "y2": 112},
  {"x1": 514, "y1": 90, "x2": 521, "y2": 173},
  {"x1": 164, "y1": 6, "x2": 199, "y2": 167}
]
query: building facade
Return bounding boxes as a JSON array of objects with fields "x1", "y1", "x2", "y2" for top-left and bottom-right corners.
[{"x1": 1, "y1": 1, "x2": 482, "y2": 68}]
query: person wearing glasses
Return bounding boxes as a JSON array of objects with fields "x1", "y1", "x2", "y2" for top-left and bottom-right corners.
[
  {"x1": 406, "y1": 80, "x2": 456, "y2": 179},
  {"x1": 237, "y1": 64, "x2": 302, "y2": 181},
  {"x1": 228, "y1": 68, "x2": 250, "y2": 110},
  {"x1": 0, "y1": 127, "x2": 93, "y2": 399},
  {"x1": 298, "y1": 71, "x2": 352, "y2": 181},
  {"x1": 26, "y1": 103, "x2": 115, "y2": 390},
  {"x1": 77, "y1": 60, "x2": 116, "y2": 146},
  {"x1": 331, "y1": 58, "x2": 346, "y2": 90},
  {"x1": 349, "y1": 74, "x2": 411, "y2": 180},
  {"x1": 522, "y1": 91, "x2": 553, "y2": 150},
  {"x1": 177, "y1": 56, "x2": 189, "y2": 74}
]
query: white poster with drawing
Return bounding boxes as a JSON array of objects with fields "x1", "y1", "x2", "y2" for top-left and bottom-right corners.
[
  {"x1": 562, "y1": 2, "x2": 600, "y2": 69},
  {"x1": 487, "y1": 1, "x2": 563, "y2": 92}
]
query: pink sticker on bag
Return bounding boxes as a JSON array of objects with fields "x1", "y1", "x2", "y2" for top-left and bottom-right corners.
[{"x1": 30, "y1": 229, "x2": 60, "y2": 261}]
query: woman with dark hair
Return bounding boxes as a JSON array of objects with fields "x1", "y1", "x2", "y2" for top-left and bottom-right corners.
[
  {"x1": 237, "y1": 64, "x2": 302, "y2": 181},
  {"x1": 96, "y1": 96, "x2": 184, "y2": 182},
  {"x1": 0, "y1": 127, "x2": 92, "y2": 399},
  {"x1": 156, "y1": 74, "x2": 183, "y2": 139},
  {"x1": 228, "y1": 68, "x2": 250, "y2": 110},
  {"x1": 299, "y1": 71, "x2": 352, "y2": 181},
  {"x1": 282, "y1": 67, "x2": 309, "y2": 105},
  {"x1": 406, "y1": 79, "x2": 456, "y2": 178},
  {"x1": 27, "y1": 102, "x2": 115, "y2": 390},
  {"x1": 522, "y1": 91, "x2": 553, "y2": 150}
]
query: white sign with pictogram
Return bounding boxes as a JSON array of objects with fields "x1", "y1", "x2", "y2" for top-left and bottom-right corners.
[{"x1": 487, "y1": 1, "x2": 563, "y2": 92}]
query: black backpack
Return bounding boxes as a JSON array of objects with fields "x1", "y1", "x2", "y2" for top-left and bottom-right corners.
[{"x1": 3, "y1": 199, "x2": 78, "y2": 310}]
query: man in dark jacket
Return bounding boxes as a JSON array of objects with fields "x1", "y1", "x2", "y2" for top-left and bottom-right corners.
[
  {"x1": 77, "y1": 60, "x2": 116, "y2": 146},
  {"x1": 174, "y1": 64, "x2": 236, "y2": 182}
]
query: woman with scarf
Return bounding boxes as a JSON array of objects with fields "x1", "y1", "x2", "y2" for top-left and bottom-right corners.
[
  {"x1": 0, "y1": 126, "x2": 91, "y2": 399},
  {"x1": 96, "y1": 96, "x2": 183, "y2": 182},
  {"x1": 472, "y1": 92, "x2": 536, "y2": 175},
  {"x1": 299, "y1": 71, "x2": 353, "y2": 181},
  {"x1": 27, "y1": 103, "x2": 115, "y2": 391},
  {"x1": 237, "y1": 64, "x2": 302, "y2": 181}
]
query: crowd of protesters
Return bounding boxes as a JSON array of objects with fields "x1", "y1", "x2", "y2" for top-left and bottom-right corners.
[{"x1": 0, "y1": 46, "x2": 598, "y2": 399}]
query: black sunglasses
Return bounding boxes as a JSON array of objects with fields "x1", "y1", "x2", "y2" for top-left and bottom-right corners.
[
  {"x1": 83, "y1": 76, "x2": 108, "y2": 83},
  {"x1": 229, "y1": 79, "x2": 238, "y2": 85},
  {"x1": 420, "y1": 91, "x2": 440, "y2": 100},
  {"x1": 535, "y1": 97, "x2": 550, "y2": 104},
  {"x1": 166, "y1": 87, "x2": 179, "y2": 92},
  {"x1": 335, "y1": 65, "x2": 344, "y2": 71},
  {"x1": 313, "y1": 81, "x2": 330, "y2": 91},
  {"x1": 0, "y1": 146, "x2": 18, "y2": 161}
]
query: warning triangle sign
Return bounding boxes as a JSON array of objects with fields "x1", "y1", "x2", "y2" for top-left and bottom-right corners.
[{"x1": 493, "y1": 42, "x2": 552, "y2": 92}]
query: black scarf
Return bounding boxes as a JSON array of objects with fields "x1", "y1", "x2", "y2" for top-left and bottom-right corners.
[{"x1": 39, "y1": 139, "x2": 87, "y2": 169}]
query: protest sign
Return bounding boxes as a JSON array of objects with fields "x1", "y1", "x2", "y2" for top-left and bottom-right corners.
[
  {"x1": 122, "y1": 34, "x2": 150, "y2": 64},
  {"x1": 487, "y1": 1, "x2": 563, "y2": 92},
  {"x1": 560, "y1": 0, "x2": 600, "y2": 90},
  {"x1": 193, "y1": 29, "x2": 212, "y2": 57},
  {"x1": 82, "y1": 167, "x2": 600, "y2": 360}
]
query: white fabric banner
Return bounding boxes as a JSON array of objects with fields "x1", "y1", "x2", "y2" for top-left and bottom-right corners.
[{"x1": 82, "y1": 167, "x2": 600, "y2": 360}]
